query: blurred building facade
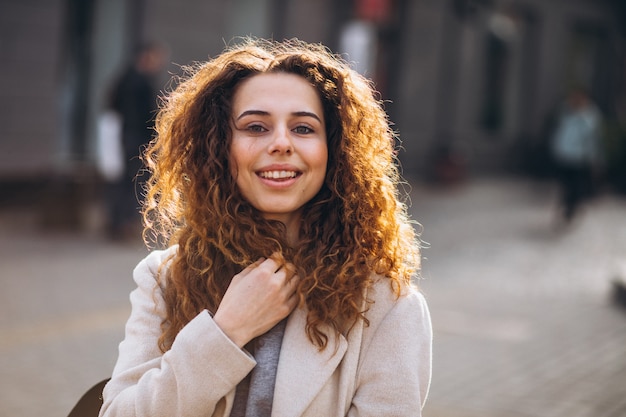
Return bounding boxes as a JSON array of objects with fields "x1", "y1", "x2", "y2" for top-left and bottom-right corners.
[{"x1": 1, "y1": 0, "x2": 625, "y2": 209}]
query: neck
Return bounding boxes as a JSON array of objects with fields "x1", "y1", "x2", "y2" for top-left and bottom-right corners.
[
  {"x1": 285, "y1": 224, "x2": 299, "y2": 246},
  {"x1": 264, "y1": 212, "x2": 301, "y2": 246}
]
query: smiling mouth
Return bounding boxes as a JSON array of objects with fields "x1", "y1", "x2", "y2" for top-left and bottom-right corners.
[{"x1": 257, "y1": 170, "x2": 300, "y2": 180}]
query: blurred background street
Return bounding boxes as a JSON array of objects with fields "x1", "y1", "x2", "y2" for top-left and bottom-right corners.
[
  {"x1": 1, "y1": 176, "x2": 625, "y2": 417},
  {"x1": 2, "y1": 0, "x2": 626, "y2": 416}
]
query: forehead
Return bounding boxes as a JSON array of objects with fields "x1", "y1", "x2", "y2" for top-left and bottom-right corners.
[{"x1": 232, "y1": 72, "x2": 323, "y2": 113}]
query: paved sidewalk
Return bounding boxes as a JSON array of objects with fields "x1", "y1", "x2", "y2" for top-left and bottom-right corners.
[
  {"x1": 1, "y1": 176, "x2": 625, "y2": 417},
  {"x1": 414, "y1": 178, "x2": 626, "y2": 417}
]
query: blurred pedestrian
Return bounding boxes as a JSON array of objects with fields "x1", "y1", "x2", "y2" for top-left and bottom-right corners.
[
  {"x1": 99, "y1": 38, "x2": 432, "y2": 417},
  {"x1": 550, "y1": 86, "x2": 603, "y2": 224},
  {"x1": 103, "y1": 41, "x2": 167, "y2": 239}
]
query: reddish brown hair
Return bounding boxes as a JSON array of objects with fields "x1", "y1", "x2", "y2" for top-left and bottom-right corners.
[{"x1": 142, "y1": 38, "x2": 421, "y2": 352}]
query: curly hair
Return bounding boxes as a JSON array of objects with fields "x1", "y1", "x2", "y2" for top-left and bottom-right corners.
[{"x1": 142, "y1": 38, "x2": 421, "y2": 352}]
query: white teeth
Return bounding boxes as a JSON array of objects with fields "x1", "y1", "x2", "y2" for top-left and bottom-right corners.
[{"x1": 259, "y1": 170, "x2": 297, "y2": 179}]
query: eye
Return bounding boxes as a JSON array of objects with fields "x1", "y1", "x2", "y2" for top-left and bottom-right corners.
[
  {"x1": 293, "y1": 125, "x2": 313, "y2": 135},
  {"x1": 247, "y1": 124, "x2": 267, "y2": 133}
]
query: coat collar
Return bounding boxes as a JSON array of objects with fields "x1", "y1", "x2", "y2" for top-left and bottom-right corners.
[{"x1": 271, "y1": 306, "x2": 347, "y2": 417}]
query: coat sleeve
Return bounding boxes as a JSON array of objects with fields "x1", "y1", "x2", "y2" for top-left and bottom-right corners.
[
  {"x1": 348, "y1": 285, "x2": 432, "y2": 416},
  {"x1": 99, "y1": 249, "x2": 256, "y2": 417}
]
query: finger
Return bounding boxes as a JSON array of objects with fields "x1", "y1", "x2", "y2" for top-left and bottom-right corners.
[
  {"x1": 272, "y1": 265, "x2": 296, "y2": 288},
  {"x1": 237, "y1": 258, "x2": 265, "y2": 278},
  {"x1": 285, "y1": 290, "x2": 299, "y2": 312},
  {"x1": 258, "y1": 256, "x2": 282, "y2": 274},
  {"x1": 285, "y1": 274, "x2": 300, "y2": 291},
  {"x1": 280, "y1": 263, "x2": 297, "y2": 279},
  {"x1": 268, "y1": 252, "x2": 287, "y2": 272}
]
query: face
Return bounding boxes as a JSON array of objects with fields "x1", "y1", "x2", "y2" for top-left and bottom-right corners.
[{"x1": 229, "y1": 72, "x2": 328, "y2": 233}]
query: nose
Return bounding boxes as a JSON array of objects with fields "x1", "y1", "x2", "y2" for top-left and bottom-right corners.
[{"x1": 268, "y1": 126, "x2": 293, "y2": 155}]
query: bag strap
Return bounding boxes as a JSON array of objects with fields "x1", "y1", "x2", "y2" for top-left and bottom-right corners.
[{"x1": 67, "y1": 378, "x2": 111, "y2": 417}]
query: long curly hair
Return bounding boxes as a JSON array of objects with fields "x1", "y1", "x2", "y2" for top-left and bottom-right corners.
[{"x1": 142, "y1": 38, "x2": 421, "y2": 352}]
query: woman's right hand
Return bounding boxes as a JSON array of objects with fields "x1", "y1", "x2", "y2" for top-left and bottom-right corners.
[{"x1": 213, "y1": 255, "x2": 300, "y2": 348}]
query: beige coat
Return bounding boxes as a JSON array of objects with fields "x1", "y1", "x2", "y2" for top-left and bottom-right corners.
[{"x1": 99, "y1": 248, "x2": 432, "y2": 417}]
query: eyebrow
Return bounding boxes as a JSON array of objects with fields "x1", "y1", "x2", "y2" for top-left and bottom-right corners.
[{"x1": 236, "y1": 110, "x2": 322, "y2": 122}]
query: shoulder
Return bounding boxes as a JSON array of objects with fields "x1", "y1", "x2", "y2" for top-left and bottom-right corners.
[
  {"x1": 347, "y1": 276, "x2": 432, "y2": 408},
  {"x1": 133, "y1": 245, "x2": 179, "y2": 288},
  {"x1": 366, "y1": 276, "x2": 429, "y2": 314},
  {"x1": 363, "y1": 276, "x2": 431, "y2": 333}
]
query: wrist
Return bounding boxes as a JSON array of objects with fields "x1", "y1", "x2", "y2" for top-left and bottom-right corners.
[{"x1": 213, "y1": 313, "x2": 250, "y2": 348}]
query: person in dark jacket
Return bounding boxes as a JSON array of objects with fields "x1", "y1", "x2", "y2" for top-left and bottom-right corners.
[{"x1": 105, "y1": 41, "x2": 167, "y2": 239}]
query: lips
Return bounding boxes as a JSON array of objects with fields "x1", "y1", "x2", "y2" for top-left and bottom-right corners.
[
  {"x1": 258, "y1": 170, "x2": 299, "y2": 179},
  {"x1": 256, "y1": 169, "x2": 301, "y2": 181}
]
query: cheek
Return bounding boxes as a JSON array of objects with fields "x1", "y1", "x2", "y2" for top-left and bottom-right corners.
[
  {"x1": 227, "y1": 152, "x2": 237, "y2": 181},
  {"x1": 229, "y1": 142, "x2": 259, "y2": 196},
  {"x1": 317, "y1": 143, "x2": 329, "y2": 172},
  {"x1": 228, "y1": 140, "x2": 246, "y2": 179},
  {"x1": 309, "y1": 144, "x2": 329, "y2": 190}
]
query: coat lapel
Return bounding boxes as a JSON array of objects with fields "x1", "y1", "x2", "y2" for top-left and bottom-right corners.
[{"x1": 271, "y1": 306, "x2": 347, "y2": 417}]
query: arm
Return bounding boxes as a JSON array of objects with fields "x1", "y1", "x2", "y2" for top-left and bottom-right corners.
[
  {"x1": 99, "y1": 249, "x2": 256, "y2": 417},
  {"x1": 348, "y1": 287, "x2": 432, "y2": 416}
]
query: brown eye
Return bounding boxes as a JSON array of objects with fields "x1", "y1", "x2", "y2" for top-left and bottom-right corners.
[
  {"x1": 248, "y1": 124, "x2": 267, "y2": 133},
  {"x1": 293, "y1": 125, "x2": 313, "y2": 134}
]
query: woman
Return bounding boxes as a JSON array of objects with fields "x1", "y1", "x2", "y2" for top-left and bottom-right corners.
[{"x1": 99, "y1": 38, "x2": 432, "y2": 417}]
